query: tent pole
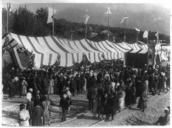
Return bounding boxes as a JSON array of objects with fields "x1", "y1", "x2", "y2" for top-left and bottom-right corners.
[
  {"x1": 6, "y1": 3, "x2": 9, "y2": 33},
  {"x1": 85, "y1": 23, "x2": 87, "y2": 39}
]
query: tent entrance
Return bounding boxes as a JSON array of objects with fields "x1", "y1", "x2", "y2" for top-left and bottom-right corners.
[{"x1": 125, "y1": 53, "x2": 148, "y2": 68}]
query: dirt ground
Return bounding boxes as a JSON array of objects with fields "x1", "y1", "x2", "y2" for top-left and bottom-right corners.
[{"x1": 2, "y1": 91, "x2": 170, "y2": 126}]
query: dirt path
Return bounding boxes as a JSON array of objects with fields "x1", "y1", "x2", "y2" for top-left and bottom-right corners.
[
  {"x1": 53, "y1": 91, "x2": 170, "y2": 126},
  {"x1": 2, "y1": 91, "x2": 170, "y2": 126}
]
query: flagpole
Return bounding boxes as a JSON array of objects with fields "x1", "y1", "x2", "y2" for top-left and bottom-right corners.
[
  {"x1": 85, "y1": 22, "x2": 87, "y2": 39},
  {"x1": 108, "y1": 13, "x2": 109, "y2": 40},
  {"x1": 52, "y1": 6, "x2": 55, "y2": 36},
  {"x1": 6, "y1": 3, "x2": 9, "y2": 33}
]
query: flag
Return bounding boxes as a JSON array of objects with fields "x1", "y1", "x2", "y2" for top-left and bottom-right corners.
[
  {"x1": 84, "y1": 14, "x2": 90, "y2": 24},
  {"x1": 105, "y1": 7, "x2": 112, "y2": 15},
  {"x1": 143, "y1": 30, "x2": 149, "y2": 38},
  {"x1": 47, "y1": 7, "x2": 56, "y2": 24},
  {"x1": 90, "y1": 32, "x2": 98, "y2": 38},
  {"x1": 135, "y1": 28, "x2": 140, "y2": 32},
  {"x1": 155, "y1": 32, "x2": 159, "y2": 40},
  {"x1": 7, "y1": 3, "x2": 11, "y2": 12},
  {"x1": 120, "y1": 17, "x2": 129, "y2": 24}
]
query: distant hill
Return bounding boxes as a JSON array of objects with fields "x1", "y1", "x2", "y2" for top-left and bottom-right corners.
[{"x1": 2, "y1": 7, "x2": 170, "y2": 44}]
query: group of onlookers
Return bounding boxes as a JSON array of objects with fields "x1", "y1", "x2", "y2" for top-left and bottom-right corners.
[{"x1": 3, "y1": 60, "x2": 170, "y2": 126}]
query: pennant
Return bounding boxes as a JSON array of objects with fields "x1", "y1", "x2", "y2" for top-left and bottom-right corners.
[
  {"x1": 143, "y1": 30, "x2": 149, "y2": 38},
  {"x1": 90, "y1": 32, "x2": 98, "y2": 38},
  {"x1": 47, "y1": 7, "x2": 57, "y2": 24},
  {"x1": 105, "y1": 7, "x2": 112, "y2": 15},
  {"x1": 155, "y1": 32, "x2": 159, "y2": 40},
  {"x1": 7, "y1": 3, "x2": 11, "y2": 12},
  {"x1": 84, "y1": 14, "x2": 90, "y2": 24},
  {"x1": 120, "y1": 17, "x2": 129, "y2": 24}
]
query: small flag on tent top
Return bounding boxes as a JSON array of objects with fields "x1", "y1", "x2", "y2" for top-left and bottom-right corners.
[
  {"x1": 120, "y1": 17, "x2": 129, "y2": 24},
  {"x1": 105, "y1": 7, "x2": 112, "y2": 15},
  {"x1": 7, "y1": 3, "x2": 11, "y2": 12},
  {"x1": 47, "y1": 7, "x2": 57, "y2": 24},
  {"x1": 84, "y1": 14, "x2": 90, "y2": 24},
  {"x1": 155, "y1": 32, "x2": 159, "y2": 39},
  {"x1": 135, "y1": 28, "x2": 140, "y2": 32},
  {"x1": 143, "y1": 30, "x2": 149, "y2": 38}
]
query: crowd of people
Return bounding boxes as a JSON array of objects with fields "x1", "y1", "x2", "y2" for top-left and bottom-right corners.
[{"x1": 2, "y1": 60, "x2": 170, "y2": 126}]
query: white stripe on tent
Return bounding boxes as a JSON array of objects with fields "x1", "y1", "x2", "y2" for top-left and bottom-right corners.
[
  {"x1": 94, "y1": 42, "x2": 109, "y2": 60},
  {"x1": 59, "y1": 39, "x2": 82, "y2": 64},
  {"x1": 105, "y1": 41, "x2": 124, "y2": 59},
  {"x1": 87, "y1": 40, "x2": 104, "y2": 61},
  {"x1": 67, "y1": 40, "x2": 83, "y2": 63},
  {"x1": 10, "y1": 33, "x2": 25, "y2": 47},
  {"x1": 115, "y1": 42, "x2": 132, "y2": 52},
  {"x1": 98, "y1": 41, "x2": 112, "y2": 60},
  {"x1": 73, "y1": 40, "x2": 92, "y2": 62},
  {"x1": 102, "y1": 41, "x2": 119, "y2": 59},
  {"x1": 80, "y1": 39, "x2": 101, "y2": 62}
]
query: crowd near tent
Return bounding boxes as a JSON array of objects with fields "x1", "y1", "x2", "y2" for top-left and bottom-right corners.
[{"x1": 3, "y1": 33, "x2": 150, "y2": 69}]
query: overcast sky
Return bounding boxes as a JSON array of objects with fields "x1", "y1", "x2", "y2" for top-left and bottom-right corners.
[{"x1": 2, "y1": 1, "x2": 171, "y2": 35}]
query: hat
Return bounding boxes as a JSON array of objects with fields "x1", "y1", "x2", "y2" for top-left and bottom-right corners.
[
  {"x1": 164, "y1": 107, "x2": 169, "y2": 112},
  {"x1": 29, "y1": 88, "x2": 33, "y2": 92},
  {"x1": 63, "y1": 94, "x2": 67, "y2": 98}
]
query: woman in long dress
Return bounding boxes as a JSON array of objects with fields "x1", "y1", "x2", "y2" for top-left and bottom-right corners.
[
  {"x1": 19, "y1": 103, "x2": 30, "y2": 126},
  {"x1": 42, "y1": 95, "x2": 51, "y2": 125},
  {"x1": 117, "y1": 86, "x2": 126, "y2": 112},
  {"x1": 21, "y1": 78, "x2": 28, "y2": 97},
  {"x1": 48, "y1": 76, "x2": 54, "y2": 95}
]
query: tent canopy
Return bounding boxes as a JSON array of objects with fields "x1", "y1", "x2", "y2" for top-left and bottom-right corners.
[{"x1": 3, "y1": 33, "x2": 148, "y2": 69}]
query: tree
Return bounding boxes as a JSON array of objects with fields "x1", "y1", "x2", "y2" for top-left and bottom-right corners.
[{"x1": 12, "y1": 7, "x2": 35, "y2": 35}]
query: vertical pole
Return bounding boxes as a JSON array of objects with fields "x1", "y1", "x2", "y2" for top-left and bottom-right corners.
[
  {"x1": 52, "y1": 7, "x2": 55, "y2": 36},
  {"x1": 108, "y1": 13, "x2": 109, "y2": 40},
  {"x1": 71, "y1": 32, "x2": 73, "y2": 40},
  {"x1": 85, "y1": 23, "x2": 87, "y2": 39},
  {"x1": 6, "y1": 3, "x2": 9, "y2": 33},
  {"x1": 52, "y1": 18, "x2": 54, "y2": 35}
]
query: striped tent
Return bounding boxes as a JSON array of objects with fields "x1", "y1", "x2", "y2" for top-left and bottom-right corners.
[
  {"x1": 5, "y1": 33, "x2": 130, "y2": 69},
  {"x1": 4, "y1": 33, "x2": 148, "y2": 69},
  {"x1": 122, "y1": 41, "x2": 148, "y2": 54}
]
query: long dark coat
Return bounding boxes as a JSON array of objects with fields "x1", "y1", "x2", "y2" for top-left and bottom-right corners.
[{"x1": 32, "y1": 105, "x2": 43, "y2": 126}]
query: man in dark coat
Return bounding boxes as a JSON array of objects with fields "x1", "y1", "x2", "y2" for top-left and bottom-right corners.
[
  {"x1": 60, "y1": 93, "x2": 70, "y2": 122},
  {"x1": 32, "y1": 103, "x2": 43, "y2": 126},
  {"x1": 104, "y1": 93, "x2": 115, "y2": 121}
]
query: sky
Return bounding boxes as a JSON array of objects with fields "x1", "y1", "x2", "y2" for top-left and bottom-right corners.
[{"x1": 2, "y1": 1, "x2": 171, "y2": 35}]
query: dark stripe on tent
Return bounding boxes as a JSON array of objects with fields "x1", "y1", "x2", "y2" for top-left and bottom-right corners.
[
  {"x1": 51, "y1": 36, "x2": 69, "y2": 53},
  {"x1": 98, "y1": 53, "x2": 101, "y2": 61},
  {"x1": 71, "y1": 53, "x2": 75, "y2": 64},
  {"x1": 79, "y1": 40, "x2": 91, "y2": 52},
  {"x1": 17, "y1": 35, "x2": 26, "y2": 48},
  {"x1": 94, "y1": 53, "x2": 96, "y2": 62},
  {"x1": 42, "y1": 37, "x2": 60, "y2": 55},
  {"x1": 100, "y1": 41, "x2": 112, "y2": 59},
  {"x1": 65, "y1": 53, "x2": 68, "y2": 67},
  {"x1": 67, "y1": 40, "x2": 76, "y2": 51},
  {"x1": 73, "y1": 40, "x2": 80, "y2": 50},
  {"x1": 77, "y1": 53, "x2": 79, "y2": 63},
  {"x1": 135, "y1": 44, "x2": 143, "y2": 53},
  {"x1": 112, "y1": 42, "x2": 130, "y2": 52},
  {"x1": 34, "y1": 37, "x2": 42, "y2": 46},
  {"x1": 116, "y1": 43, "x2": 130, "y2": 51},
  {"x1": 48, "y1": 54, "x2": 52, "y2": 65},
  {"x1": 85, "y1": 40, "x2": 100, "y2": 51},
  {"x1": 26, "y1": 36, "x2": 42, "y2": 54},
  {"x1": 26, "y1": 36, "x2": 44, "y2": 67},
  {"x1": 2, "y1": 33, "x2": 8, "y2": 39},
  {"x1": 102, "y1": 42, "x2": 114, "y2": 59},
  {"x1": 56, "y1": 38, "x2": 70, "y2": 52}
]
